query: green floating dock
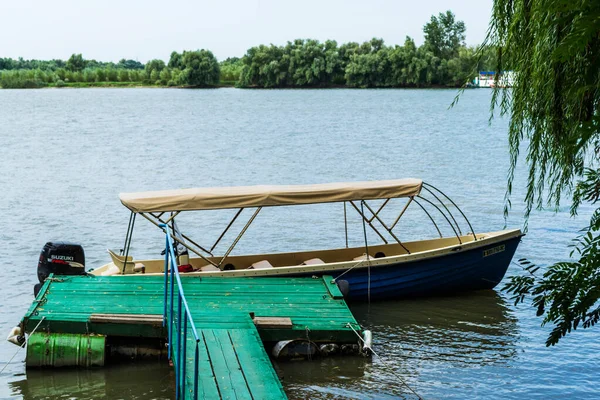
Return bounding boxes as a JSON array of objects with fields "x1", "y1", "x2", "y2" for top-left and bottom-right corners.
[
  {"x1": 23, "y1": 275, "x2": 363, "y2": 399},
  {"x1": 185, "y1": 328, "x2": 284, "y2": 399}
]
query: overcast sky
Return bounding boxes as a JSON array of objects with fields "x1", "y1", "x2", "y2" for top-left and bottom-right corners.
[{"x1": 1, "y1": 0, "x2": 492, "y2": 63}]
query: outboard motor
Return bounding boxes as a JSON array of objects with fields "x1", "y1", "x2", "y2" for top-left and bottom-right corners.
[{"x1": 35, "y1": 242, "x2": 85, "y2": 296}]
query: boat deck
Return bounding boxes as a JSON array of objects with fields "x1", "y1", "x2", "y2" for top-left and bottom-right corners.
[{"x1": 23, "y1": 275, "x2": 362, "y2": 399}]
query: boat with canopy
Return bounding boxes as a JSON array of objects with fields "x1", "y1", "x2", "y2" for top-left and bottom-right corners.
[{"x1": 40, "y1": 179, "x2": 523, "y2": 301}]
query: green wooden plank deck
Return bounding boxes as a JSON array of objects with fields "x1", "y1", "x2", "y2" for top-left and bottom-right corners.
[
  {"x1": 23, "y1": 275, "x2": 361, "y2": 343},
  {"x1": 22, "y1": 274, "x2": 362, "y2": 400},
  {"x1": 176, "y1": 326, "x2": 286, "y2": 400}
]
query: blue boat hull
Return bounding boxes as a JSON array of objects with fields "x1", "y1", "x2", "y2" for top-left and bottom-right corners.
[
  {"x1": 283, "y1": 235, "x2": 521, "y2": 301},
  {"x1": 341, "y1": 235, "x2": 520, "y2": 301}
]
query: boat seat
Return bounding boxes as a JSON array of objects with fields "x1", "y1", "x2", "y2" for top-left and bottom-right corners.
[
  {"x1": 107, "y1": 249, "x2": 133, "y2": 263},
  {"x1": 100, "y1": 263, "x2": 121, "y2": 276},
  {"x1": 200, "y1": 265, "x2": 221, "y2": 272},
  {"x1": 107, "y1": 249, "x2": 145, "y2": 274},
  {"x1": 248, "y1": 260, "x2": 274, "y2": 269},
  {"x1": 353, "y1": 254, "x2": 371, "y2": 261},
  {"x1": 302, "y1": 258, "x2": 325, "y2": 265}
]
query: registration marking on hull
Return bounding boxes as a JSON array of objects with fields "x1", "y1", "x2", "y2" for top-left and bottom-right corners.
[{"x1": 483, "y1": 245, "x2": 505, "y2": 257}]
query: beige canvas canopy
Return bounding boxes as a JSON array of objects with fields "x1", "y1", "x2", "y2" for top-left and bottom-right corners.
[{"x1": 119, "y1": 179, "x2": 423, "y2": 212}]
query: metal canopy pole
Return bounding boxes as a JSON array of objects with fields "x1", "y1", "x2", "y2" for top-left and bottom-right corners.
[
  {"x1": 121, "y1": 213, "x2": 136, "y2": 274},
  {"x1": 343, "y1": 202, "x2": 349, "y2": 248},
  {"x1": 121, "y1": 211, "x2": 134, "y2": 255},
  {"x1": 147, "y1": 212, "x2": 214, "y2": 256},
  {"x1": 412, "y1": 198, "x2": 443, "y2": 238},
  {"x1": 365, "y1": 198, "x2": 390, "y2": 223},
  {"x1": 416, "y1": 195, "x2": 462, "y2": 244},
  {"x1": 211, "y1": 208, "x2": 244, "y2": 253},
  {"x1": 138, "y1": 212, "x2": 218, "y2": 267},
  {"x1": 349, "y1": 201, "x2": 389, "y2": 244},
  {"x1": 423, "y1": 182, "x2": 477, "y2": 241},
  {"x1": 361, "y1": 200, "x2": 411, "y2": 254},
  {"x1": 391, "y1": 197, "x2": 413, "y2": 230},
  {"x1": 422, "y1": 186, "x2": 462, "y2": 235},
  {"x1": 164, "y1": 211, "x2": 181, "y2": 225},
  {"x1": 360, "y1": 201, "x2": 371, "y2": 303},
  {"x1": 218, "y1": 207, "x2": 262, "y2": 268}
]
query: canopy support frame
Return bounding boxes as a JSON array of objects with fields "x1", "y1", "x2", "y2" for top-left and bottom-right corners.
[
  {"x1": 412, "y1": 198, "x2": 443, "y2": 238},
  {"x1": 121, "y1": 211, "x2": 134, "y2": 256},
  {"x1": 118, "y1": 180, "x2": 479, "y2": 273},
  {"x1": 349, "y1": 201, "x2": 389, "y2": 245},
  {"x1": 359, "y1": 200, "x2": 411, "y2": 254},
  {"x1": 423, "y1": 182, "x2": 477, "y2": 241},
  {"x1": 391, "y1": 197, "x2": 413, "y2": 230},
  {"x1": 218, "y1": 207, "x2": 262, "y2": 269},
  {"x1": 138, "y1": 212, "x2": 218, "y2": 267},
  {"x1": 211, "y1": 208, "x2": 244, "y2": 253},
  {"x1": 365, "y1": 198, "x2": 390, "y2": 223},
  {"x1": 343, "y1": 202, "x2": 349, "y2": 248},
  {"x1": 147, "y1": 212, "x2": 214, "y2": 257},
  {"x1": 362, "y1": 201, "x2": 408, "y2": 247},
  {"x1": 121, "y1": 212, "x2": 136, "y2": 274},
  {"x1": 421, "y1": 186, "x2": 462, "y2": 236},
  {"x1": 416, "y1": 195, "x2": 462, "y2": 244},
  {"x1": 164, "y1": 211, "x2": 181, "y2": 225},
  {"x1": 349, "y1": 200, "x2": 412, "y2": 254}
]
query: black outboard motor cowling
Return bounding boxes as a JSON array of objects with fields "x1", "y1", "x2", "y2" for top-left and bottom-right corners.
[{"x1": 37, "y1": 242, "x2": 86, "y2": 283}]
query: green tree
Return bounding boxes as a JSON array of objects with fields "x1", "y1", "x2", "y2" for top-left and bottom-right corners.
[
  {"x1": 117, "y1": 59, "x2": 144, "y2": 70},
  {"x1": 83, "y1": 69, "x2": 97, "y2": 82},
  {"x1": 106, "y1": 68, "x2": 118, "y2": 82},
  {"x1": 168, "y1": 51, "x2": 183, "y2": 69},
  {"x1": 129, "y1": 70, "x2": 141, "y2": 82},
  {"x1": 159, "y1": 68, "x2": 171, "y2": 85},
  {"x1": 179, "y1": 50, "x2": 220, "y2": 87},
  {"x1": 169, "y1": 68, "x2": 181, "y2": 86},
  {"x1": 72, "y1": 71, "x2": 84, "y2": 82},
  {"x1": 446, "y1": 46, "x2": 477, "y2": 86},
  {"x1": 55, "y1": 68, "x2": 67, "y2": 81},
  {"x1": 138, "y1": 70, "x2": 148, "y2": 83},
  {"x1": 150, "y1": 69, "x2": 160, "y2": 84},
  {"x1": 219, "y1": 57, "x2": 243, "y2": 83},
  {"x1": 144, "y1": 60, "x2": 166, "y2": 77},
  {"x1": 66, "y1": 53, "x2": 86, "y2": 72},
  {"x1": 118, "y1": 69, "x2": 130, "y2": 82},
  {"x1": 484, "y1": 0, "x2": 600, "y2": 346},
  {"x1": 345, "y1": 42, "x2": 392, "y2": 88},
  {"x1": 423, "y1": 11, "x2": 466, "y2": 59},
  {"x1": 95, "y1": 68, "x2": 106, "y2": 82},
  {"x1": 239, "y1": 44, "x2": 286, "y2": 87}
]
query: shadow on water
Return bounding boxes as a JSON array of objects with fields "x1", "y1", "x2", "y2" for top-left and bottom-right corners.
[{"x1": 9, "y1": 363, "x2": 175, "y2": 400}]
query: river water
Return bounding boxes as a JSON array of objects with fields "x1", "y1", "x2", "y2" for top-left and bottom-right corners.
[{"x1": 0, "y1": 88, "x2": 597, "y2": 399}]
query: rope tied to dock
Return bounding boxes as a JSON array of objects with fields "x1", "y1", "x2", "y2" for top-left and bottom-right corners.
[
  {"x1": 1, "y1": 316, "x2": 46, "y2": 374},
  {"x1": 346, "y1": 323, "x2": 424, "y2": 400},
  {"x1": 331, "y1": 258, "x2": 368, "y2": 283}
]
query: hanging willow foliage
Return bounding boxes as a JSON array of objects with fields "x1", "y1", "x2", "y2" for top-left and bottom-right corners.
[
  {"x1": 486, "y1": 0, "x2": 600, "y2": 345},
  {"x1": 490, "y1": 0, "x2": 600, "y2": 219}
]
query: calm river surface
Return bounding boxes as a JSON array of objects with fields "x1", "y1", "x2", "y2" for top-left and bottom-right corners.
[{"x1": 0, "y1": 88, "x2": 598, "y2": 399}]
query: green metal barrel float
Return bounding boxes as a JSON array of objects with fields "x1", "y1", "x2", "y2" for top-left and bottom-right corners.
[{"x1": 26, "y1": 333, "x2": 105, "y2": 368}]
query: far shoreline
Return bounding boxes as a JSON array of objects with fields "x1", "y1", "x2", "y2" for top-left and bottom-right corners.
[{"x1": 3, "y1": 82, "x2": 475, "y2": 90}]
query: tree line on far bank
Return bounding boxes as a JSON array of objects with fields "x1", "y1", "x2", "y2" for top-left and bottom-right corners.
[
  {"x1": 0, "y1": 50, "x2": 219, "y2": 88},
  {"x1": 0, "y1": 11, "x2": 496, "y2": 89}
]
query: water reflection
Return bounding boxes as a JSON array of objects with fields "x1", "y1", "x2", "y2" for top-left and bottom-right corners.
[
  {"x1": 280, "y1": 291, "x2": 519, "y2": 399},
  {"x1": 351, "y1": 290, "x2": 519, "y2": 366},
  {"x1": 9, "y1": 363, "x2": 174, "y2": 400}
]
